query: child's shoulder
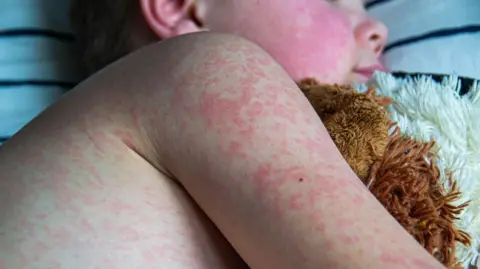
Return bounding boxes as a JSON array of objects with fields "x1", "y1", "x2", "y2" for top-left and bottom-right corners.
[{"x1": 140, "y1": 32, "x2": 268, "y2": 62}]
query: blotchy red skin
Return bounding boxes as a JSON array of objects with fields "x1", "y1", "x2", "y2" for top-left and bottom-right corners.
[
  {"x1": 202, "y1": 0, "x2": 380, "y2": 84},
  {"x1": 0, "y1": 33, "x2": 443, "y2": 269}
]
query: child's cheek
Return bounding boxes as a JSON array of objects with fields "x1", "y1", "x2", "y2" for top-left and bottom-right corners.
[{"x1": 262, "y1": 5, "x2": 356, "y2": 83}]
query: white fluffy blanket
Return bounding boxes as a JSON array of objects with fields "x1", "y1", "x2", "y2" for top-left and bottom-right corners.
[{"x1": 357, "y1": 72, "x2": 480, "y2": 268}]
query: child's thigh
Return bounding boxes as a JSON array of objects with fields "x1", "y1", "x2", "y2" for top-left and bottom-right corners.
[{"x1": 0, "y1": 95, "x2": 246, "y2": 269}]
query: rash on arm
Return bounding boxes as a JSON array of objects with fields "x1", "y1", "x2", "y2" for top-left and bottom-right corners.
[
  {"x1": 138, "y1": 33, "x2": 445, "y2": 269},
  {"x1": 0, "y1": 32, "x2": 444, "y2": 269}
]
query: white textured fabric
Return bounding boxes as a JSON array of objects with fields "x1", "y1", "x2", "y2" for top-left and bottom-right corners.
[
  {"x1": 358, "y1": 71, "x2": 480, "y2": 268},
  {"x1": 0, "y1": 0, "x2": 82, "y2": 144},
  {"x1": 366, "y1": 0, "x2": 480, "y2": 80}
]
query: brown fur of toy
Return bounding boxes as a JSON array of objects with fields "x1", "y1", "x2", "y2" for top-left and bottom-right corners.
[
  {"x1": 299, "y1": 79, "x2": 392, "y2": 180},
  {"x1": 368, "y1": 128, "x2": 471, "y2": 268},
  {"x1": 298, "y1": 79, "x2": 471, "y2": 268}
]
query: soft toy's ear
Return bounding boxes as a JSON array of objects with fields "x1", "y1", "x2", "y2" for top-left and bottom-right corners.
[
  {"x1": 324, "y1": 92, "x2": 390, "y2": 180},
  {"x1": 298, "y1": 79, "x2": 393, "y2": 121},
  {"x1": 298, "y1": 80, "x2": 390, "y2": 180},
  {"x1": 298, "y1": 79, "x2": 356, "y2": 119}
]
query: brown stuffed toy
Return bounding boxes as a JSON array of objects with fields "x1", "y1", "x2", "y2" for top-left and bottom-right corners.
[{"x1": 299, "y1": 79, "x2": 472, "y2": 269}]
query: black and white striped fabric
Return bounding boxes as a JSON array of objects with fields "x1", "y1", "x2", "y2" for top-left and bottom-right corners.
[
  {"x1": 366, "y1": 0, "x2": 480, "y2": 80},
  {"x1": 0, "y1": 0, "x2": 82, "y2": 145}
]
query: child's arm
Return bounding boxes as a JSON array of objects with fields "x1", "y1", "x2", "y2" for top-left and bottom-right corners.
[
  {"x1": 139, "y1": 33, "x2": 444, "y2": 269},
  {"x1": 0, "y1": 32, "x2": 444, "y2": 269}
]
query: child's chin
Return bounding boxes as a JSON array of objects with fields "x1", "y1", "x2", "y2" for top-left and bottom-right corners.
[{"x1": 352, "y1": 73, "x2": 371, "y2": 85}]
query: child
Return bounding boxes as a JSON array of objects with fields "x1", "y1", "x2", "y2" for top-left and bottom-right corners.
[{"x1": 0, "y1": 0, "x2": 445, "y2": 268}]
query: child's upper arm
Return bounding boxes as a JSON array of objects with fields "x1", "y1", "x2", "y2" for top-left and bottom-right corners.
[{"x1": 135, "y1": 32, "x2": 444, "y2": 269}]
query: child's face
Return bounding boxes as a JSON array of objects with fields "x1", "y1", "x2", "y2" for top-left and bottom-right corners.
[{"x1": 142, "y1": 0, "x2": 388, "y2": 84}]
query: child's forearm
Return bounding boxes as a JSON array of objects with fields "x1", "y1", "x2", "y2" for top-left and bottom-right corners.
[{"x1": 142, "y1": 33, "x2": 445, "y2": 269}]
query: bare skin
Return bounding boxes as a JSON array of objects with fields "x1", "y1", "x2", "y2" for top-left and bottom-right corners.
[{"x1": 0, "y1": 33, "x2": 445, "y2": 269}]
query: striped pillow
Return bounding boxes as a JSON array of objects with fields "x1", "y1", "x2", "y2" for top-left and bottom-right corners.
[
  {"x1": 366, "y1": 0, "x2": 480, "y2": 80},
  {"x1": 0, "y1": 0, "x2": 82, "y2": 145}
]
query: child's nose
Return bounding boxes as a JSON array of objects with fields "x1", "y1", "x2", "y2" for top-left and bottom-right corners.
[{"x1": 355, "y1": 18, "x2": 388, "y2": 56}]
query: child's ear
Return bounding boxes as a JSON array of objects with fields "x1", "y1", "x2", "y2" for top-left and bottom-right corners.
[{"x1": 140, "y1": 0, "x2": 204, "y2": 39}]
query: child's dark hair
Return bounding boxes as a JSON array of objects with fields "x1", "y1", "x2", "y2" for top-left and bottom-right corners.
[{"x1": 70, "y1": 0, "x2": 140, "y2": 75}]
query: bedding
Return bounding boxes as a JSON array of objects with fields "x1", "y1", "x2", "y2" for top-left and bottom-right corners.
[
  {"x1": 364, "y1": 72, "x2": 480, "y2": 268},
  {"x1": 366, "y1": 0, "x2": 480, "y2": 80},
  {"x1": 0, "y1": 0, "x2": 82, "y2": 145}
]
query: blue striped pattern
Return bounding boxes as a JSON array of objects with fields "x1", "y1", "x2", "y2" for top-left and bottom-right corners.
[
  {"x1": 366, "y1": 0, "x2": 480, "y2": 80},
  {"x1": 0, "y1": 0, "x2": 82, "y2": 144},
  {"x1": 365, "y1": 0, "x2": 395, "y2": 9},
  {"x1": 0, "y1": 28, "x2": 75, "y2": 42},
  {"x1": 384, "y1": 25, "x2": 480, "y2": 53}
]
